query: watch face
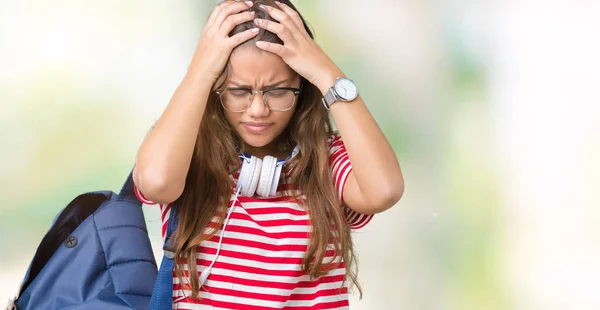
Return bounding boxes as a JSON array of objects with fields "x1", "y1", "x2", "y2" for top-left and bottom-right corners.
[{"x1": 334, "y1": 78, "x2": 358, "y2": 100}]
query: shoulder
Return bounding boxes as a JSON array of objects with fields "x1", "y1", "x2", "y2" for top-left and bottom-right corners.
[
  {"x1": 326, "y1": 132, "x2": 342, "y2": 145},
  {"x1": 326, "y1": 132, "x2": 344, "y2": 152}
]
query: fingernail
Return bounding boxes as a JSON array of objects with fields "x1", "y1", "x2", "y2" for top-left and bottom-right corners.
[
  {"x1": 254, "y1": 18, "x2": 261, "y2": 25},
  {"x1": 245, "y1": 1, "x2": 253, "y2": 6},
  {"x1": 259, "y1": 4, "x2": 267, "y2": 10},
  {"x1": 249, "y1": 11, "x2": 255, "y2": 15},
  {"x1": 251, "y1": 27, "x2": 259, "y2": 33},
  {"x1": 275, "y1": 1, "x2": 281, "y2": 4}
]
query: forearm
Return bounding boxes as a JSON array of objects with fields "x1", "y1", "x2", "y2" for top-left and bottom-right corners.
[
  {"x1": 134, "y1": 71, "x2": 213, "y2": 204},
  {"x1": 317, "y1": 71, "x2": 404, "y2": 205}
]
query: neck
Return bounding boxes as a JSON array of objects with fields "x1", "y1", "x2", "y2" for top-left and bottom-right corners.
[{"x1": 242, "y1": 140, "x2": 292, "y2": 160}]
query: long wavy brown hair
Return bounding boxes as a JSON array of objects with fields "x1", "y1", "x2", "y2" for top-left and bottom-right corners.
[{"x1": 170, "y1": 0, "x2": 362, "y2": 299}]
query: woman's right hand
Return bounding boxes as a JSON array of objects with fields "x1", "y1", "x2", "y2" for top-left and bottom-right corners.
[{"x1": 187, "y1": 0, "x2": 258, "y2": 84}]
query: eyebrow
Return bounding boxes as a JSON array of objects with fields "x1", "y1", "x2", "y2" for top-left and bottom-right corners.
[{"x1": 229, "y1": 79, "x2": 290, "y2": 89}]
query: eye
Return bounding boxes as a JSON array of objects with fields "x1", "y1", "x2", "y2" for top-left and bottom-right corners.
[
  {"x1": 229, "y1": 89, "x2": 250, "y2": 97},
  {"x1": 267, "y1": 89, "x2": 288, "y2": 97}
]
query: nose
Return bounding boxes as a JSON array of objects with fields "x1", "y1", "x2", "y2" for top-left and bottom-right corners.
[{"x1": 246, "y1": 92, "x2": 270, "y2": 118}]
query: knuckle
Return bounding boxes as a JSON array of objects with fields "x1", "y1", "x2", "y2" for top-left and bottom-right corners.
[
  {"x1": 223, "y1": 15, "x2": 234, "y2": 25},
  {"x1": 222, "y1": 22, "x2": 234, "y2": 33}
]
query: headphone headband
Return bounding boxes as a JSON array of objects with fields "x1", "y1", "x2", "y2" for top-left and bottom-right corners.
[{"x1": 238, "y1": 144, "x2": 300, "y2": 164}]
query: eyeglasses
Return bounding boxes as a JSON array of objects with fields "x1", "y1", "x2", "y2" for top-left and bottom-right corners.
[{"x1": 216, "y1": 86, "x2": 302, "y2": 112}]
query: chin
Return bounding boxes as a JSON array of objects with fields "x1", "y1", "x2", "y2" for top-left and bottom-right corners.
[
  {"x1": 238, "y1": 132, "x2": 276, "y2": 148},
  {"x1": 242, "y1": 138, "x2": 271, "y2": 148}
]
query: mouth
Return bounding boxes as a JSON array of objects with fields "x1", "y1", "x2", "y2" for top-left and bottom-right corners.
[{"x1": 241, "y1": 122, "x2": 273, "y2": 133}]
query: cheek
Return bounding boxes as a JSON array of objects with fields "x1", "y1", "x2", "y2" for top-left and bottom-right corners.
[
  {"x1": 283, "y1": 112, "x2": 294, "y2": 125},
  {"x1": 274, "y1": 111, "x2": 296, "y2": 131},
  {"x1": 282, "y1": 108, "x2": 297, "y2": 124},
  {"x1": 223, "y1": 112, "x2": 245, "y2": 136},
  {"x1": 224, "y1": 111, "x2": 238, "y2": 127}
]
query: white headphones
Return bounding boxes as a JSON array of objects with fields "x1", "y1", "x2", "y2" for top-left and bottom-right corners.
[
  {"x1": 236, "y1": 145, "x2": 300, "y2": 197},
  {"x1": 180, "y1": 145, "x2": 301, "y2": 297}
]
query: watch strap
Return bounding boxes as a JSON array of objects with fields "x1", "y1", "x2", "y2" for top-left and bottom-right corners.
[{"x1": 321, "y1": 87, "x2": 338, "y2": 110}]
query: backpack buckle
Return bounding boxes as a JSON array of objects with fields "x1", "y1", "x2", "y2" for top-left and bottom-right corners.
[
  {"x1": 163, "y1": 235, "x2": 175, "y2": 260},
  {"x1": 164, "y1": 250, "x2": 175, "y2": 260}
]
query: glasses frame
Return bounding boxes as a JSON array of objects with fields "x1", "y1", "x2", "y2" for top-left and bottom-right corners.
[{"x1": 216, "y1": 86, "x2": 302, "y2": 112}]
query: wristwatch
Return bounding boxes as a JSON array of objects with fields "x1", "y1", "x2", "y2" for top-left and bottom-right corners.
[{"x1": 321, "y1": 77, "x2": 359, "y2": 110}]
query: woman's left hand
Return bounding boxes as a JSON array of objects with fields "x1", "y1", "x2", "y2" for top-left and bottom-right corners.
[{"x1": 254, "y1": 2, "x2": 343, "y2": 94}]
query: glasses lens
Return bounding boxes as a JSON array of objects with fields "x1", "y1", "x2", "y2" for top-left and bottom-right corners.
[
  {"x1": 219, "y1": 88, "x2": 298, "y2": 112},
  {"x1": 265, "y1": 89, "x2": 296, "y2": 111},
  {"x1": 220, "y1": 89, "x2": 251, "y2": 112}
]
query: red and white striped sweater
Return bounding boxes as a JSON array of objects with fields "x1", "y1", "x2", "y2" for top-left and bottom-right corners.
[{"x1": 134, "y1": 134, "x2": 373, "y2": 309}]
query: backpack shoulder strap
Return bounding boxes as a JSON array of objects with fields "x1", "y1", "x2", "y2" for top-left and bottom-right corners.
[
  {"x1": 149, "y1": 203, "x2": 179, "y2": 309},
  {"x1": 117, "y1": 170, "x2": 137, "y2": 202}
]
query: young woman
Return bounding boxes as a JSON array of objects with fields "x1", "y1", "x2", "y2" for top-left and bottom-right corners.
[{"x1": 133, "y1": 0, "x2": 404, "y2": 308}]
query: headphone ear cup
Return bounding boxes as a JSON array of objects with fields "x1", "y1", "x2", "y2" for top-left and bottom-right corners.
[
  {"x1": 239, "y1": 156, "x2": 262, "y2": 197},
  {"x1": 238, "y1": 156, "x2": 251, "y2": 195},
  {"x1": 247, "y1": 156, "x2": 262, "y2": 197},
  {"x1": 270, "y1": 162, "x2": 284, "y2": 196},
  {"x1": 256, "y1": 156, "x2": 277, "y2": 197}
]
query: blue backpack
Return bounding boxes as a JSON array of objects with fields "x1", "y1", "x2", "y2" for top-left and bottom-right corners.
[{"x1": 11, "y1": 171, "x2": 178, "y2": 310}]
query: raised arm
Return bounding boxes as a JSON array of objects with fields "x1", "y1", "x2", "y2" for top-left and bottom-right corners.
[
  {"x1": 254, "y1": 2, "x2": 404, "y2": 214},
  {"x1": 319, "y1": 77, "x2": 404, "y2": 215},
  {"x1": 134, "y1": 1, "x2": 258, "y2": 204}
]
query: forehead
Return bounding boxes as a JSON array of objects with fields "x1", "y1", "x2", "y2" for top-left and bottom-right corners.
[{"x1": 228, "y1": 47, "x2": 296, "y2": 85}]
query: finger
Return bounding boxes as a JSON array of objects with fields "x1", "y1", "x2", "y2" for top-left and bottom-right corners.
[
  {"x1": 274, "y1": 1, "x2": 305, "y2": 32},
  {"x1": 257, "y1": 3, "x2": 300, "y2": 33},
  {"x1": 212, "y1": 1, "x2": 254, "y2": 30},
  {"x1": 254, "y1": 18, "x2": 292, "y2": 40},
  {"x1": 228, "y1": 27, "x2": 260, "y2": 48},
  {"x1": 222, "y1": 10, "x2": 256, "y2": 34},
  {"x1": 255, "y1": 41, "x2": 286, "y2": 57},
  {"x1": 206, "y1": 1, "x2": 239, "y2": 29}
]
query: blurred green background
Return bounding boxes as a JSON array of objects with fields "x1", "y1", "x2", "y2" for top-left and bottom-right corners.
[{"x1": 1, "y1": 1, "x2": 599, "y2": 309}]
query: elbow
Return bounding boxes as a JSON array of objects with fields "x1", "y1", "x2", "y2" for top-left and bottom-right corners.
[
  {"x1": 133, "y1": 166, "x2": 184, "y2": 205},
  {"x1": 372, "y1": 178, "x2": 404, "y2": 214}
]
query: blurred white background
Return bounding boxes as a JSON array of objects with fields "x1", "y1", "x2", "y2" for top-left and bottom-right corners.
[{"x1": 1, "y1": 0, "x2": 599, "y2": 309}]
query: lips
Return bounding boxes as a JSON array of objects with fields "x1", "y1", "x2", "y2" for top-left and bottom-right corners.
[{"x1": 241, "y1": 122, "x2": 272, "y2": 133}]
